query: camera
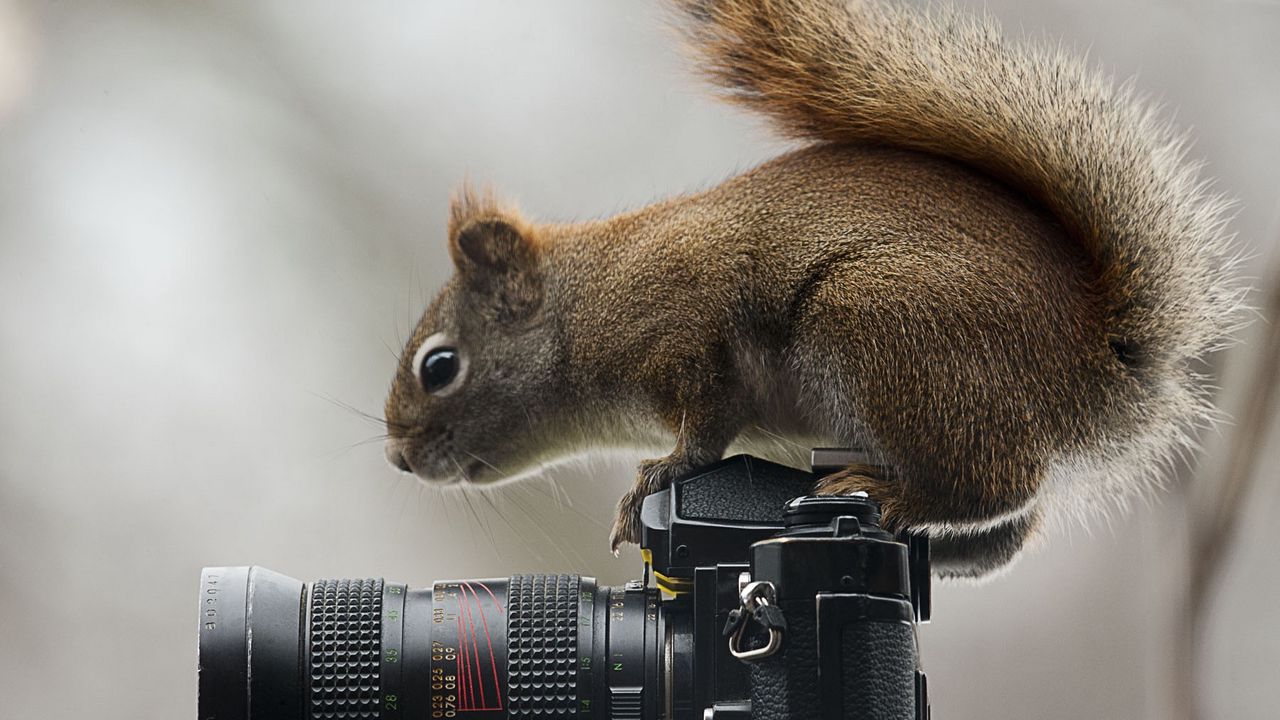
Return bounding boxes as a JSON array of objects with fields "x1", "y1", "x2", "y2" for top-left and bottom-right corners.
[{"x1": 197, "y1": 450, "x2": 932, "y2": 719}]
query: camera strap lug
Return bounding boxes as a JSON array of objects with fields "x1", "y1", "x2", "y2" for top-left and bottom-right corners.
[{"x1": 727, "y1": 581, "x2": 786, "y2": 661}]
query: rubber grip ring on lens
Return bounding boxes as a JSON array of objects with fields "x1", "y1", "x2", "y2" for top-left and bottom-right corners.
[
  {"x1": 308, "y1": 578, "x2": 384, "y2": 719},
  {"x1": 506, "y1": 574, "x2": 580, "y2": 716}
]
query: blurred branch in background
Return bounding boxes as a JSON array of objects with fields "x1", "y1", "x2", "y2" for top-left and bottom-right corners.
[
  {"x1": 0, "y1": 0, "x2": 35, "y2": 120},
  {"x1": 1182, "y1": 245, "x2": 1280, "y2": 720}
]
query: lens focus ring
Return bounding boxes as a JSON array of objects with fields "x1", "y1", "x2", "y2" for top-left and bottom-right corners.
[
  {"x1": 507, "y1": 574, "x2": 580, "y2": 716},
  {"x1": 308, "y1": 578, "x2": 384, "y2": 719}
]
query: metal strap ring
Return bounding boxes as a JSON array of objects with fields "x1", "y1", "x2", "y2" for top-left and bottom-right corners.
[{"x1": 729, "y1": 581, "x2": 783, "y2": 661}]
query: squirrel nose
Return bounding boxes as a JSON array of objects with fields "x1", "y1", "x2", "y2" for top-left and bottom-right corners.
[{"x1": 385, "y1": 441, "x2": 413, "y2": 473}]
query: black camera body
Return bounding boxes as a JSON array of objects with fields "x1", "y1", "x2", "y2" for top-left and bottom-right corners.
[
  {"x1": 640, "y1": 452, "x2": 931, "y2": 720},
  {"x1": 197, "y1": 452, "x2": 931, "y2": 720}
]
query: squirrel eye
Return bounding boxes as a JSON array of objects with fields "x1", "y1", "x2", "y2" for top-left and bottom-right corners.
[{"x1": 419, "y1": 347, "x2": 460, "y2": 393}]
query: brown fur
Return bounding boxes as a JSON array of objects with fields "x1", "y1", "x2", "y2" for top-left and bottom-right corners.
[{"x1": 384, "y1": 0, "x2": 1243, "y2": 578}]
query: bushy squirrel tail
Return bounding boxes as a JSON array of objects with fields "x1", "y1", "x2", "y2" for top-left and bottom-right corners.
[{"x1": 674, "y1": 0, "x2": 1244, "y2": 373}]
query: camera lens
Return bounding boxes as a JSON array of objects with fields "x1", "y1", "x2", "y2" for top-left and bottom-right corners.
[{"x1": 197, "y1": 567, "x2": 665, "y2": 720}]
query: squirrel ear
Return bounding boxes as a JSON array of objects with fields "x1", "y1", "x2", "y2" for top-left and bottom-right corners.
[
  {"x1": 447, "y1": 212, "x2": 543, "y2": 321},
  {"x1": 446, "y1": 187, "x2": 543, "y2": 321},
  {"x1": 449, "y1": 217, "x2": 537, "y2": 277},
  {"x1": 446, "y1": 186, "x2": 539, "y2": 277}
]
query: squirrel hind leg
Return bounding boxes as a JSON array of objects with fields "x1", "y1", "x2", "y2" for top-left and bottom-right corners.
[
  {"x1": 813, "y1": 461, "x2": 1042, "y2": 530},
  {"x1": 814, "y1": 465, "x2": 1042, "y2": 578},
  {"x1": 789, "y1": 244, "x2": 1070, "y2": 536}
]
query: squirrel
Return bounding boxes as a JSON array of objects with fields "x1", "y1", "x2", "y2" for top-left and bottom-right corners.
[{"x1": 383, "y1": 0, "x2": 1243, "y2": 577}]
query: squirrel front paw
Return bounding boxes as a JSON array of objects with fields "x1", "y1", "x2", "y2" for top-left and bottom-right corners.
[{"x1": 609, "y1": 456, "x2": 696, "y2": 553}]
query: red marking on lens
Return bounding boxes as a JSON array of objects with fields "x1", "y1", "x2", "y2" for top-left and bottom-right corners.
[{"x1": 463, "y1": 582, "x2": 503, "y2": 710}]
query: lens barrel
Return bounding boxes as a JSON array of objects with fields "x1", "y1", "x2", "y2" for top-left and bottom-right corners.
[{"x1": 197, "y1": 567, "x2": 663, "y2": 720}]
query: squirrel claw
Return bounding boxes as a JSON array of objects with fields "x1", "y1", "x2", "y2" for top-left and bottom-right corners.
[{"x1": 609, "y1": 490, "x2": 645, "y2": 552}]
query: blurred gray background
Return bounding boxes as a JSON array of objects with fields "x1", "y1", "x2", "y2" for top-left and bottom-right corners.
[{"x1": 0, "y1": 1, "x2": 1277, "y2": 718}]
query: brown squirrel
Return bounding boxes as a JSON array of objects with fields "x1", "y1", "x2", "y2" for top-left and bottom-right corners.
[{"x1": 383, "y1": 0, "x2": 1242, "y2": 577}]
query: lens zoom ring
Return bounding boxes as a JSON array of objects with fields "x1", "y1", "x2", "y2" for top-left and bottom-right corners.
[
  {"x1": 507, "y1": 574, "x2": 580, "y2": 716},
  {"x1": 308, "y1": 578, "x2": 383, "y2": 719}
]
